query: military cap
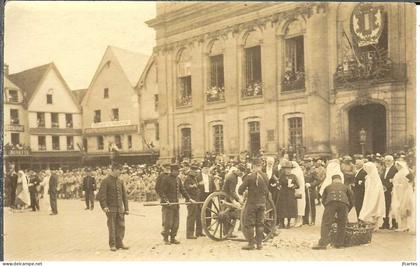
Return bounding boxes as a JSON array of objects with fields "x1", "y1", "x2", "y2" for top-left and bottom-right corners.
[
  {"x1": 170, "y1": 163, "x2": 179, "y2": 171},
  {"x1": 331, "y1": 174, "x2": 342, "y2": 181},
  {"x1": 252, "y1": 158, "x2": 263, "y2": 166}
]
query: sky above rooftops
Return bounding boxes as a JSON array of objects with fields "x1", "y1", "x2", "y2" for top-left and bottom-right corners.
[{"x1": 5, "y1": 1, "x2": 156, "y2": 90}]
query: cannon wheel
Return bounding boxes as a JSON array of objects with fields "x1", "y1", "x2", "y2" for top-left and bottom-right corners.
[
  {"x1": 200, "y1": 191, "x2": 239, "y2": 241},
  {"x1": 240, "y1": 198, "x2": 277, "y2": 242}
]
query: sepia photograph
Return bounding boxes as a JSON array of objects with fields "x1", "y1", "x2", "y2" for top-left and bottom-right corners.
[{"x1": 2, "y1": 1, "x2": 417, "y2": 262}]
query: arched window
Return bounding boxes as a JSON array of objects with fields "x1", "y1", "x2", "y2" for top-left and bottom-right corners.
[
  {"x1": 242, "y1": 31, "x2": 263, "y2": 98},
  {"x1": 176, "y1": 49, "x2": 192, "y2": 107},
  {"x1": 207, "y1": 39, "x2": 225, "y2": 103},
  {"x1": 283, "y1": 20, "x2": 305, "y2": 91}
]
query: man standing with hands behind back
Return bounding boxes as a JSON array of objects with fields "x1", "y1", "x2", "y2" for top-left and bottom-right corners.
[
  {"x1": 98, "y1": 163, "x2": 129, "y2": 252},
  {"x1": 48, "y1": 170, "x2": 59, "y2": 215}
]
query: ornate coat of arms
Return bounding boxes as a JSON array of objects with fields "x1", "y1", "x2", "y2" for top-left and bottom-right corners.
[{"x1": 351, "y1": 4, "x2": 385, "y2": 47}]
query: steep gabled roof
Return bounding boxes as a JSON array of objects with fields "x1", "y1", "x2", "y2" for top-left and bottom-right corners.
[
  {"x1": 9, "y1": 63, "x2": 51, "y2": 101},
  {"x1": 109, "y1": 46, "x2": 150, "y2": 87},
  {"x1": 72, "y1": 88, "x2": 88, "y2": 104},
  {"x1": 136, "y1": 55, "x2": 155, "y2": 90},
  {"x1": 8, "y1": 62, "x2": 81, "y2": 111},
  {"x1": 4, "y1": 75, "x2": 22, "y2": 90}
]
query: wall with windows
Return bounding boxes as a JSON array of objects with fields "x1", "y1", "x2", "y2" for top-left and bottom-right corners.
[
  {"x1": 150, "y1": 2, "x2": 414, "y2": 160},
  {"x1": 3, "y1": 87, "x2": 29, "y2": 146}
]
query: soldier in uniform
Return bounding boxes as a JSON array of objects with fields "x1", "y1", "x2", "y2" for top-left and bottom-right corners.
[
  {"x1": 28, "y1": 171, "x2": 41, "y2": 211},
  {"x1": 238, "y1": 158, "x2": 270, "y2": 250},
  {"x1": 222, "y1": 165, "x2": 244, "y2": 237},
  {"x1": 82, "y1": 167, "x2": 97, "y2": 210},
  {"x1": 184, "y1": 169, "x2": 201, "y2": 239},
  {"x1": 312, "y1": 174, "x2": 353, "y2": 250},
  {"x1": 98, "y1": 163, "x2": 129, "y2": 251},
  {"x1": 303, "y1": 158, "x2": 321, "y2": 225},
  {"x1": 155, "y1": 163, "x2": 192, "y2": 245},
  {"x1": 48, "y1": 170, "x2": 59, "y2": 215}
]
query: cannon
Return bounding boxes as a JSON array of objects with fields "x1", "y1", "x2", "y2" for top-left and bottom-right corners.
[{"x1": 200, "y1": 191, "x2": 277, "y2": 242}]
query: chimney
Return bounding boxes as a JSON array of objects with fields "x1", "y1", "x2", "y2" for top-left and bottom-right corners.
[{"x1": 4, "y1": 64, "x2": 9, "y2": 77}]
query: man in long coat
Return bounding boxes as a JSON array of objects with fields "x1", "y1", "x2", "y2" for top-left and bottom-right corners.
[
  {"x1": 82, "y1": 167, "x2": 97, "y2": 210},
  {"x1": 98, "y1": 163, "x2": 129, "y2": 251},
  {"x1": 48, "y1": 171, "x2": 58, "y2": 215},
  {"x1": 352, "y1": 159, "x2": 367, "y2": 217},
  {"x1": 380, "y1": 155, "x2": 398, "y2": 229},
  {"x1": 303, "y1": 159, "x2": 321, "y2": 225}
]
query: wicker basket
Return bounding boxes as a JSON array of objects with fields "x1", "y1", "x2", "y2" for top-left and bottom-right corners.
[{"x1": 329, "y1": 222, "x2": 373, "y2": 247}]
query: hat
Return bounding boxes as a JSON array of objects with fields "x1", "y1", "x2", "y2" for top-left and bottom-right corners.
[
  {"x1": 303, "y1": 156, "x2": 313, "y2": 162},
  {"x1": 343, "y1": 155, "x2": 352, "y2": 162},
  {"x1": 85, "y1": 167, "x2": 92, "y2": 171},
  {"x1": 170, "y1": 163, "x2": 179, "y2": 171},
  {"x1": 251, "y1": 158, "x2": 263, "y2": 166},
  {"x1": 331, "y1": 174, "x2": 342, "y2": 181},
  {"x1": 280, "y1": 160, "x2": 293, "y2": 169}
]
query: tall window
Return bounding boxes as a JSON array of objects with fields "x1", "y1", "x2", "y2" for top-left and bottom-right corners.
[
  {"x1": 249, "y1": 121, "x2": 261, "y2": 157},
  {"x1": 38, "y1": 136, "x2": 46, "y2": 151},
  {"x1": 51, "y1": 113, "x2": 59, "y2": 128},
  {"x1": 288, "y1": 117, "x2": 303, "y2": 147},
  {"x1": 128, "y1": 135, "x2": 132, "y2": 149},
  {"x1": 47, "y1": 94, "x2": 53, "y2": 104},
  {"x1": 180, "y1": 128, "x2": 192, "y2": 158},
  {"x1": 213, "y1": 125, "x2": 224, "y2": 154},
  {"x1": 104, "y1": 88, "x2": 109, "y2": 98},
  {"x1": 52, "y1": 136, "x2": 60, "y2": 150},
  {"x1": 11, "y1": 133, "x2": 20, "y2": 145},
  {"x1": 114, "y1": 135, "x2": 122, "y2": 149},
  {"x1": 94, "y1": 110, "x2": 101, "y2": 123},
  {"x1": 8, "y1": 90, "x2": 18, "y2": 103},
  {"x1": 10, "y1": 109, "x2": 19, "y2": 125},
  {"x1": 154, "y1": 94, "x2": 159, "y2": 111},
  {"x1": 66, "y1": 114, "x2": 73, "y2": 128},
  {"x1": 67, "y1": 136, "x2": 74, "y2": 150},
  {"x1": 97, "y1": 136, "x2": 104, "y2": 150},
  {"x1": 37, "y1": 112, "x2": 45, "y2": 127},
  {"x1": 112, "y1": 108, "x2": 119, "y2": 121},
  {"x1": 155, "y1": 123, "x2": 159, "y2": 141},
  {"x1": 177, "y1": 49, "x2": 192, "y2": 107},
  {"x1": 244, "y1": 46, "x2": 262, "y2": 97},
  {"x1": 207, "y1": 55, "x2": 225, "y2": 102},
  {"x1": 178, "y1": 76, "x2": 192, "y2": 106},
  {"x1": 283, "y1": 20, "x2": 306, "y2": 91}
]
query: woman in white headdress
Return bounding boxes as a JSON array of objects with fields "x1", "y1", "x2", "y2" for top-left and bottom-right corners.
[
  {"x1": 291, "y1": 161, "x2": 306, "y2": 227},
  {"x1": 390, "y1": 160, "x2": 415, "y2": 232},
  {"x1": 15, "y1": 170, "x2": 30, "y2": 209},
  {"x1": 319, "y1": 159, "x2": 344, "y2": 196},
  {"x1": 359, "y1": 162, "x2": 386, "y2": 230}
]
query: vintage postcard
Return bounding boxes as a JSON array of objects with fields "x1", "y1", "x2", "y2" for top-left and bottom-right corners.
[{"x1": 2, "y1": 1, "x2": 416, "y2": 262}]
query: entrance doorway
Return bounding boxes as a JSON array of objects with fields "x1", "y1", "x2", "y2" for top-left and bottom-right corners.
[
  {"x1": 248, "y1": 121, "x2": 261, "y2": 157},
  {"x1": 348, "y1": 103, "x2": 386, "y2": 155}
]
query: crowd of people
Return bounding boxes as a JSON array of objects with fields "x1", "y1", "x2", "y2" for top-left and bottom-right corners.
[{"x1": 5, "y1": 148, "x2": 416, "y2": 250}]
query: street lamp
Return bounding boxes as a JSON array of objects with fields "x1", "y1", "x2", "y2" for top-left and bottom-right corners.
[{"x1": 359, "y1": 128, "x2": 367, "y2": 155}]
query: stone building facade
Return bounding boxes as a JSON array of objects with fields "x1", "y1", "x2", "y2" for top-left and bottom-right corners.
[{"x1": 147, "y1": 2, "x2": 415, "y2": 161}]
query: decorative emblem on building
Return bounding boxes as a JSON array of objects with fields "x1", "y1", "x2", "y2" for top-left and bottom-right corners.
[{"x1": 351, "y1": 4, "x2": 384, "y2": 47}]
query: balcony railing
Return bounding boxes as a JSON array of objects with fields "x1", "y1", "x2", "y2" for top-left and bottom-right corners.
[
  {"x1": 5, "y1": 97, "x2": 21, "y2": 104},
  {"x1": 10, "y1": 118, "x2": 20, "y2": 125},
  {"x1": 206, "y1": 86, "x2": 225, "y2": 103},
  {"x1": 66, "y1": 122, "x2": 73, "y2": 128},
  {"x1": 37, "y1": 121, "x2": 46, "y2": 128},
  {"x1": 334, "y1": 59, "x2": 406, "y2": 89},
  {"x1": 52, "y1": 144, "x2": 60, "y2": 151},
  {"x1": 282, "y1": 71, "x2": 305, "y2": 92},
  {"x1": 51, "y1": 122, "x2": 59, "y2": 128},
  {"x1": 176, "y1": 95, "x2": 192, "y2": 107},
  {"x1": 242, "y1": 81, "x2": 263, "y2": 98},
  {"x1": 38, "y1": 145, "x2": 47, "y2": 151}
]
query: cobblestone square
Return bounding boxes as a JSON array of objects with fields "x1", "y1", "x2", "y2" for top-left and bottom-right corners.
[{"x1": 4, "y1": 199, "x2": 416, "y2": 261}]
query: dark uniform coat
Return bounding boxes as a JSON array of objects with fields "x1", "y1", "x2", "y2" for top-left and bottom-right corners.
[
  {"x1": 98, "y1": 175, "x2": 129, "y2": 213},
  {"x1": 222, "y1": 172, "x2": 240, "y2": 202}
]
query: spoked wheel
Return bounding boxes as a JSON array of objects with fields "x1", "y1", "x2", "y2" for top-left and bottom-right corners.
[
  {"x1": 240, "y1": 197, "x2": 277, "y2": 242},
  {"x1": 200, "y1": 191, "x2": 240, "y2": 241}
]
